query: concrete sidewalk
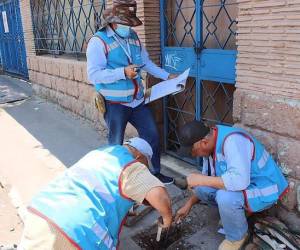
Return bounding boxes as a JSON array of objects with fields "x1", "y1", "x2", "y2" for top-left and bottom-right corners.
[
  {"x1": 0, "y1": 75, "x2": 106, "y2": 246},
  {"x1": 0, "y1": 75, "x2": 222, "y2": 249}
]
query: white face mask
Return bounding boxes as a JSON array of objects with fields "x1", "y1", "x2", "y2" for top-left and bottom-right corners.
[{"x1": 115, "y1": 24, "x2": 131, "y2": 38}]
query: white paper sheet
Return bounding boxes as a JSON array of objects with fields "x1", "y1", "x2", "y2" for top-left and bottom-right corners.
[{"x1": 145, "y1": 68, "x2": 190, "y2": 104}]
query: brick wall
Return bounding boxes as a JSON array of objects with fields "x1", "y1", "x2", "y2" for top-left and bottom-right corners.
[
  {"x1": 27, "y1": 56, "x2": 106, "y2": 128},
  {"x1": 19, "y1": 0, "x2": 35, "y2": 57},
  {"x1": 234, "y1": 0, "x2": 300, "y2": 212}
]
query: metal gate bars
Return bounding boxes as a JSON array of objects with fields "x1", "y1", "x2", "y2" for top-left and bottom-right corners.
[
  {"x1": 0, "y1": 0, "x2": 28, "y2": 78},
  {"x1": 30, "y1": 0, "x2": 106, "y2": 58},
  {"x1": 160, "y1": 0, "x2": 238, "y2": 163}
]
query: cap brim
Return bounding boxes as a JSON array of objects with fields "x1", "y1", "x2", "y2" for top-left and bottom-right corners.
[
  {"x1": 105, "y1": 15, "x2": 143, "y2": 27},
  {"x1": 177, "y1": 145, "x2": 193, "y2": 158},
  {"x1": 128, "y1": 16, "x2": 143, "y2": 27}
]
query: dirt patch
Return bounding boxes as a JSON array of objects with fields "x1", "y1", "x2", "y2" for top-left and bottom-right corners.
[{"x1": 133, "y1": 201, "x2": 210, "y2": 250}]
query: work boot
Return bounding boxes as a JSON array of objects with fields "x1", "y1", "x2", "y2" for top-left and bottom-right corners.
[{"x1": 218, "y1": 234, "x2": 248, "y2": 250}]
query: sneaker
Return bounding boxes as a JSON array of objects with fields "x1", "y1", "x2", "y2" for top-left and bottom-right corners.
[
  {"x1": 218, "y1": 233, "x2": 249, "y2": 250},
  {"x1": 154, "y1": 173, "x2": 174, "y2": 185}
]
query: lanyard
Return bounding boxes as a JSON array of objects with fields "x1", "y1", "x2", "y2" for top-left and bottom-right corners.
[{"x1": 113, "y1": 34, "x2": 132, "y2": 63}]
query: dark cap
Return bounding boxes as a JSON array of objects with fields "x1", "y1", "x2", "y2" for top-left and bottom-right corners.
[
  {"x1": 177, "y1": 120, "x2": 210, "y2": 157},
  {"x1": 102, "y1": 0, "x2": 142, "y2": 28}
]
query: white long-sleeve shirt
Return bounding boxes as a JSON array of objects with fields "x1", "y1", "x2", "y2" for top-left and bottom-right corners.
[
  {"x1": 86, "y1": 27, "x2": 170, "y2": 108},
  {"x1": 202, "y1": 133, "x2": 254, "y2": 191}
]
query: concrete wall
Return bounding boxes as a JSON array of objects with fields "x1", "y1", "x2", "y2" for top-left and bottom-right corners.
[{"x1": 234, "y1": 0, "x2": 300, "y2": 212}]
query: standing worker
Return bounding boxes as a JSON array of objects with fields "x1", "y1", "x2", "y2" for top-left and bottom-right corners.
[
  {"x1": 175, "y1": 121, "x2": 288, "y2": 250},
  {"x1": 19, "y1": 138, "x2": 172, "y2": 250},
  {"x1": 87, "y1": 0, "x2": 177, "y2": 184}
]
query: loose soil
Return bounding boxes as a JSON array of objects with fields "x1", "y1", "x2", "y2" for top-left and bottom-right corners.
[{"x1": 133, "y1": 199, "x2": 213, "y2": 250}]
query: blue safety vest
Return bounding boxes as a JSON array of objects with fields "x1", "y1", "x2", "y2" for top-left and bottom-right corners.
[
  {"x1": 29, "y1": 145, "x2": 135, "y2": 250},
  {"x1": 92, "y1": 29, "x2": 144, "y2": 103},
  {"x1": 214, "y1": 125, "x2": 288, "y2": 212}
]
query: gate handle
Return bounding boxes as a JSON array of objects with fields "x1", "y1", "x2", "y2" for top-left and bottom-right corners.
[{"x1": 194, "y1": 42, "x2": 206, "y2": 54}]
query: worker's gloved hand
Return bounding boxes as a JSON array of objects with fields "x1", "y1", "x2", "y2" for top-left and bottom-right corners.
[
  {"x1": 124, "y1": 64, "x2": 138, "y2": 79},
  {"x1": 174, "y1": 203, "x2": 192, "y2": 224}
]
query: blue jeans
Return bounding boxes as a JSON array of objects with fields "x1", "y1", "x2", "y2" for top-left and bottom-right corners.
[
  {"x1": 194, "y1": 186, "x2": 248, "y2": 241},
  {"x1": 104, "y1": 102, "x2": 161, "y2": 173}
]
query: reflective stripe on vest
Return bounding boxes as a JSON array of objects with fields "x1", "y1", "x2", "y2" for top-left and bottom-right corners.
[
  {"x1": 30, "y1": 145, "x2": 135, "y2": 250},
  {"x1": 93, "y1": 30, "x2": 144, "y2": 103},
  {"x1": 215, "y1": 125, "x2": 288, "y2": 212}
]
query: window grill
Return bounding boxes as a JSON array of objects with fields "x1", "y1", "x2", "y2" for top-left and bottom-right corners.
[{"x1": 30, "y1": 0, "x2": 105, "y2": 58}]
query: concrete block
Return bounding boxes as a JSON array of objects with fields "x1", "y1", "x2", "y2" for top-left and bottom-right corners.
[
  {"x1": 84, "y1": 103, "x2": 99, "y2": 122},
  {"x1": 56, "y1": 78, "x2": 67, "y2": 93},
  {"x1": 42, "y1": 74, "x2": 52, "y2": 89},
  {"x1": 65, "y1": 80, "x2": 79, "y2": 98},
  {"x1": 68, "y1": 63, "x2": 75, "y2": 81},
  {"x1": 57, "y1": 92, "x2": 74, "y2": 111},
  {"x1": 74, "y1": 62, "x2": 83, "y2": 82},
  {"x1": 36, "y1": 72, "x2": 46, "y2": 87},
  {"x1": 49, "y1": 75, "x2": 57, "y2": 90},
  {"x1": 277, "y1": 136, "x2": 300, "y2": 179},
  {"x1": 59, "y1": 61, "x2": 69, "y2": 79},
  {"x1": 238, "y1": 126, "x2": 278, "y2": 156},
  {"x1": 29, "y1": 57, "x2": 38, "y2": 71},
  {"x1": 232, "y1": 89, "x2": 244, "y2": 123},
  {"x1": 45, "y1": 59, "x2": 53, "y2": 75},
  {"x1": 51, "y1": 60, "x2": 60, "y2": 77},
  {"x1": 28, "y1": 70, "x2": 37, "y2": 83},
  {"x1": 37, "y1": 57, "x2": 46, "y2": 73},
  {"x1": 48, "y1": 88, "x2": 59, "y2": 104},
  {"x1": 241, "y1": 93, "x2": 300, "y2": 140},
  {"x1": 78, "y1": 83, "x2": 95, "y2": 103},
  {"x1": 297, "y1": 185, "x2": 300, "y2": 213},
  {"x1": 82, "y1": 65, "x2": 88, "y2": 84}
]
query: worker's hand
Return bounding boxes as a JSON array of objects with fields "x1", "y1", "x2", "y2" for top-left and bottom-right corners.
[
  {"x1": 187, "y1": 173, "x2": 203, "y2": 188},
  {"x1": 168, "y1": 74, "x2": 178, "y2": 80},
  {"x1": 161, "y1": 215, "x2": 172, "y2": 228},
  {"x1": 124, "y1": 64, "x2": 138, "y2": 79},
  {"x1": 174, "y1": 203, "x2": 191, "y2": 224}
]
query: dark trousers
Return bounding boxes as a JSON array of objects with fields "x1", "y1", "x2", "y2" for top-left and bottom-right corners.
[{"x1": 104, "y1": 102, "x2": 161, "y2": 174}]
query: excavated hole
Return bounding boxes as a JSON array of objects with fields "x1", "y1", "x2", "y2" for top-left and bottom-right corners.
[{"x1": 132, "y1": 217, "x2": 198, "y2": 250}]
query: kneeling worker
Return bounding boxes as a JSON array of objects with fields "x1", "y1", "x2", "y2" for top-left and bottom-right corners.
[
  {"x1": 19, "y1": 138, "x2": 172, "y2": 250},
  {"x1": 175, "y1": 121, "x2": 288, "y2": 250}
]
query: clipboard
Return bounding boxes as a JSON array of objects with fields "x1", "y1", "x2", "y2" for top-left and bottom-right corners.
[{"x1": 145, "y1": 68, "x2": 190, "y2": 104}]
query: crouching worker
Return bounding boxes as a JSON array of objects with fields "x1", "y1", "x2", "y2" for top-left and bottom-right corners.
[
  {"x1": 175, "y1": 121, "x2": 288, "y2": 250},
  {"x1": 19, "y1": 137, "x2": 172, "y2": 250}
]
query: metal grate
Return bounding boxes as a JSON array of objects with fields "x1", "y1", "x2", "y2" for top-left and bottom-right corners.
[
  {"x1": 202, "y1": 0, "x2": 237, "y2": 50},
  {"x1": 30, "y1": 0, "x2": 105, "y2": 58},
  {"x1": 161, "y1": 0, "x2": 237, "y2": 162}
]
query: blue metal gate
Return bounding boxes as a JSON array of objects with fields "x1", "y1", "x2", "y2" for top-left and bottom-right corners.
[
  {"x1": 160, "y1": 0, "x2": 237, "y2": 163},
  {"x1": 0, "y1": 0, "x2": 28, "y2": 78}
]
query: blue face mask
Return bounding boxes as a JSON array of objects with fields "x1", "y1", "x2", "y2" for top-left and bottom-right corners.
[{"x1": 115, "y1": 24, "x2": 131, "y2": 38}]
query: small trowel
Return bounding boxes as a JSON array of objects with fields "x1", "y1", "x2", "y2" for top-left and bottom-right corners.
[{"x1": 156, "y1": 217, "x2": 163, "y2": 242}]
